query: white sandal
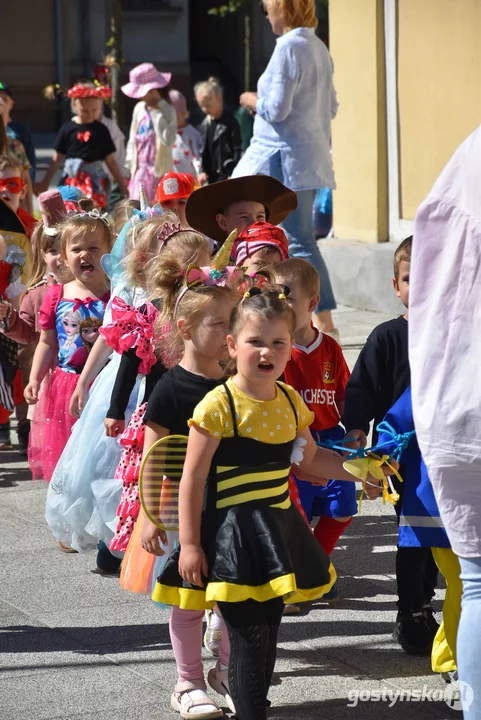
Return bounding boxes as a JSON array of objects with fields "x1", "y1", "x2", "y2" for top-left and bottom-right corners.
[
  {"x1": 207, "y1": 662, "x2": 236, "y2": 715},
  {"x1": 171, "y1": 681, "x2": 224, "y2": 719}
]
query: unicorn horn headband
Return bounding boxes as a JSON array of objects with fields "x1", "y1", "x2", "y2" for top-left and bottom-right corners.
[
  {"x1": 174, "y1": 229, "x2": 241, "y2": 315},
  {"x1": 139, "y1": 185, "x2": 149, "y2": 213}
]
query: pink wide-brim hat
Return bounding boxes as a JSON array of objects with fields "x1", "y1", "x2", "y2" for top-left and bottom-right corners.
[{"x1": 121, "y1": 63, "x2": 172, "y2": 99}]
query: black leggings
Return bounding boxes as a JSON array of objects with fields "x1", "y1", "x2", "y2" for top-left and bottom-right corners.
[{"x1": 218, "y1": 597, "x2": 284, "y2": 720}]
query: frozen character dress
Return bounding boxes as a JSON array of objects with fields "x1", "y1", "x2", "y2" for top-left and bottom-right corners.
[
  {"x1": 29, "y1": 285, "x2": 108, "y2": 482},
  {"x1": 45, "y1": 212, "x2": 155, "y2": 551},
  {"x1": 153, "y1": 379, "x2": 335, "y2": 610}
]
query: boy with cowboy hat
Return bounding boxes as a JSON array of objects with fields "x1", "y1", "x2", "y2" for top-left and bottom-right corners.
[{"x1": 185, "y1": 174, "x2": 297, "y2": 247}]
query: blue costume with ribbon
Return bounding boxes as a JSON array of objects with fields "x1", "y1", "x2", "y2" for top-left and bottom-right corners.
[{"x1": 376, "y1": 387, "x2": 450, "y2": 549}]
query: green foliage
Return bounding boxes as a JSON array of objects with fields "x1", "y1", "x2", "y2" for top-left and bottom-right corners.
[
  {"x1": 208, "y1": 0, "x2": 329, "y2": 18},
  {"x1": 208, "y1": 1, "x2": 245, "y2": 16}
]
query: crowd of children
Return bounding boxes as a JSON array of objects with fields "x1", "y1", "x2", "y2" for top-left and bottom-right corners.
[{"x1": 0, "y1": 66, "x2": 469, "y2": 720}]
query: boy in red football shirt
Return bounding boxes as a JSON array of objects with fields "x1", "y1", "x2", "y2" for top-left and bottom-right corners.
[{"x1": 273, "y1": 259, "x2": 355, "y2": 599}]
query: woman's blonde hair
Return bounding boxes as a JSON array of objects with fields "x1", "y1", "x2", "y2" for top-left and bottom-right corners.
[
  {"x1": 194, "y1": 76, "x2": 223, "y2": 99},
  {"x1": 263, "y1": 0, "x2": 318, "y2": 30},
  {"x1": 154, "y1": 249, "x2": 238, "y2": 366}
]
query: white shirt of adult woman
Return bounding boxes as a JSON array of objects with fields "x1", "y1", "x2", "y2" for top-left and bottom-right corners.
[{"x1": 233, "y1": 0, "x2": 339, "y2": 335}]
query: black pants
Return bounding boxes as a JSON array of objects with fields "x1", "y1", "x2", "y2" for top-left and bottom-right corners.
[
  {"x1": 393, "y1": 473, "x2": 439, "y2": 612},
  {"x1": 218, "y1": 597, "x2": 284, "y2": 720}
]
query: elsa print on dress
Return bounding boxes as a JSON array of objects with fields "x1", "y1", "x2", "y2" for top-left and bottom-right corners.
[
  {"x1": 68, "y1": 317, "x2": 102, "y2": 372},
  {"x1": 59, "y1": 309, "x2": 82, "y2": 364}
]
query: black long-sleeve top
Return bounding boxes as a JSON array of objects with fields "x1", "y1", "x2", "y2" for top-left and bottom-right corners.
[
  {"x1": 341, "y1": 316, "x2": 410, "y2": 444},
  {"x1": 105, "y1": 300, "x2": 167, "y2": 420},
  {"x1": 106, "y1": 349, "x2": 167, "y2": 420}
]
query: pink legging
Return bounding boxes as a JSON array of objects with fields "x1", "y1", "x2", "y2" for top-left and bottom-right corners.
[{"x1": 170, "y1": 607, "x2": 230, "y2": 683}]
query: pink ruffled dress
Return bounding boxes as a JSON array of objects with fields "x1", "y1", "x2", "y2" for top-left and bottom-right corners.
[
  {"x1": 99, "y1": 297, "x2": 160, "y2": 552},
  {"x1": 28, "y1": 285, "x2": 109, "y2": 481}
]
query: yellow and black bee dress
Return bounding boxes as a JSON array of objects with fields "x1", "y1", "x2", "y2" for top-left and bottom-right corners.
[{"x1": 152, "y1": 378, "x2": 336, "y2": 609}]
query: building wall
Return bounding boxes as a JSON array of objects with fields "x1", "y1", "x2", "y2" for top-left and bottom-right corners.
[
  {"x1": 398, "y1": 0, "x2": 481, "y2": 219},
  {"x1": 329, "y1": 0, "x2": 388, "y2": 243},
  {"x1": 329, "y1": 0, "x2": 481, "y2": 241}
]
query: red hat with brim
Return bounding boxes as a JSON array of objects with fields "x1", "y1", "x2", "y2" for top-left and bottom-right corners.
[{"x1": 185, "y1": 175, "x2": 297, "y2": 243}]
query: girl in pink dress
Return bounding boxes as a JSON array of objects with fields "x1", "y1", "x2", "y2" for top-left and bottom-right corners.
[
  {"x1": 25, "y1": 210, "x2": 112, "y2": 481},
  {"x1": 122, "y1": 63, "x2": 177, "y2": 202}
]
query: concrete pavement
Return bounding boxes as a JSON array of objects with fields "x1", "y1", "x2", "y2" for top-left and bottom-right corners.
[{"x1": 0, "y1": 307, "x2": 461, "y2": 720}]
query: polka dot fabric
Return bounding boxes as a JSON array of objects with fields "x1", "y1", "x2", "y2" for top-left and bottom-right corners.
[
  {"x1": 109, "y1": 402, "x2": 147, "y2": 552},
  {"x1": 190, "y1": 379, "x2": 314, "y2": 444},
  {"x1": 99, "y1": 298, "x2": 159, "y2": 375}
]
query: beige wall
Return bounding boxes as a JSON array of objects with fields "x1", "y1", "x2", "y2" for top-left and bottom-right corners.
[
  {"x1": 330, "y1": 0, "x2": 388, "y2": 242},
  {"x1": 398, "y1": 0, "x2": 481, "y2": 220}
]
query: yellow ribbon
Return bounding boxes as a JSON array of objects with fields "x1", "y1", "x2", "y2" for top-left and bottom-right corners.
[{"x1": 343, "y1": 453, "x2": 402, "y2": 513}]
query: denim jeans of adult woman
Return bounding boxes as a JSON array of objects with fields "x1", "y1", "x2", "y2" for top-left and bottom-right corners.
[
  {"x1": 269, "y1": 152, "x2": 336, "y2": 313},
  {"x1": 457, "y1": 555, "x2": 481, "y2": 718}
]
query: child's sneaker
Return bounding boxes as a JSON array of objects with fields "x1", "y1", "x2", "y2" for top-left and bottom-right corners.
[
  {"x1": 393, "y1": 609, "x2": 434, "y2": 655},
  {"x1": 207, "y1": 661, "x2": 235, "y2": 714},
  {"x1": 204, "y1": 609, "x2": 222, "y2": 657}
]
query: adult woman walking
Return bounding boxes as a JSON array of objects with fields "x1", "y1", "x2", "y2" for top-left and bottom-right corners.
[{"x1": 232, "y1": 0, "x2": 338, "y2": 336}]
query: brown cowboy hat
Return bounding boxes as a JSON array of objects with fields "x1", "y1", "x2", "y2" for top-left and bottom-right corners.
[{"x1": 186, "y1": 175, "x2": 297, "y2": 243}]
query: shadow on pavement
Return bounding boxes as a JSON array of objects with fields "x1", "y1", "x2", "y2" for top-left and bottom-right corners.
[
  {"x1": 0, "y1": 622, "x2": 171, "y2": 655},
  {"x1": 268, "y1": 697, "x2": 461, "y2": 719}
]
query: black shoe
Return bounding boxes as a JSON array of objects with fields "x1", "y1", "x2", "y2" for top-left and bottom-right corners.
[
  {"x1": 0, "y1": 422, "x2": 12, "y2": 450},
  {"x1": 423, "y1": 605, "x2": 440, "y2": 638},
  {"x1": 91, "y1": 565, "x2": 121, "y2": 577},
  {"x1": 393, "y1": 610, "x2": 434, "y2": 655},
  {"x1": 95, "y1": 540, "x2": 122, "y2": 575}
]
